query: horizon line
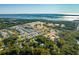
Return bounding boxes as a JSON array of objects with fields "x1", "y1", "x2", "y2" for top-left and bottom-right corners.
[{"x1": 0, "y1": 13, "x2": 79, "y2": 16}]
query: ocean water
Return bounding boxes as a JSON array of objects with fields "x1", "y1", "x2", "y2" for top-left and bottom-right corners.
[{"x1": 0, "y1": 14, "x2": 79, "y2": 21}]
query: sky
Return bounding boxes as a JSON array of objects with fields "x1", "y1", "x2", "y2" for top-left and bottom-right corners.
[{"x1": 0, "y1": 4, "x2": 79, "y2": 14}]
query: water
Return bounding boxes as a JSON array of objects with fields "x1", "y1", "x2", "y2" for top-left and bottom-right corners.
[
  {"x1": 0, "y1": 14, "x2": 79, "y2": 21},
  {"x1": 0, "y1": 14, "x2": 64, "y2": 18}
]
